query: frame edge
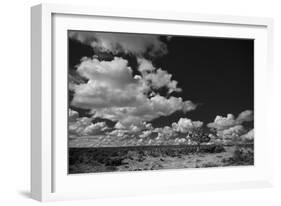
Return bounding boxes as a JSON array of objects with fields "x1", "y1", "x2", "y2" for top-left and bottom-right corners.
[
  {"x1": 31, "y1": 4, "x2": 43, "y2": 202},
  {"x1": 30, "y1": 3, "x2": 275, "y2": 201}
]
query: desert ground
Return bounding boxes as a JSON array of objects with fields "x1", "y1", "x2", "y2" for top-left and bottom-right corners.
[{"x1": 68, "y1": 144, "x2": 254, "y2": 174}]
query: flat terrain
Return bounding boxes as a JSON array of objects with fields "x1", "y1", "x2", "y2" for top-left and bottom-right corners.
[{"x1": 69, "y1": 144, "x2": 254, "y2": 174}]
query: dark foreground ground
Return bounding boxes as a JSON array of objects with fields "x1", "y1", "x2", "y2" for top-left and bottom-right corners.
[{"x1": 68, "y1": 144, "x2": 254, "y2": 174}]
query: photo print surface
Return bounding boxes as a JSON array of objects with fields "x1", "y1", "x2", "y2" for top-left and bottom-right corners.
[{"x1": 68, "y1": 31, "x2": 254, "y2": 174}]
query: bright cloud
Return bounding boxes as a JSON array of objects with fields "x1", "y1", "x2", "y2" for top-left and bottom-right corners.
[
  {"x1": 139, "y1": 130, "x2": 152, "y2": 139},
  {"x1": 114, "y1": 122, "x2": 127, "y2": 130},
  {"x1": 71, "y1": 56, "x2": 196, "y2": 127},
  {"x1": 217, "y1": 125, "x2": 246, "y2": 140},
  {"x1": 83, "y1": 122, "x2": 108, "y2": 135},
  {"x1": 137, "y1": 58, "x2": 182, "y2": 94},
  {"x1": 69, "y1": 31, "x2": 168, "y2": 57},
  {"x1": 207, "y1": 114, "x2": 236, "y2": 130},
  {"x1": 92, "y1": 117, "x2": 204, "y2": 146},
  {"x1": 240, "y1": 129, "x2": 254, "y2": 141},
  {"x1": 153, "y1": 126, "x2": 174, "y2": 139},
  {"x1": 207, "y1": 110, "x2": 253, "y2": 130},
  {"x1": 69, "y1": 110, "x2": 108, "y2": 137},
  {"x1": 236, "y1": 110, "x2": 254, "y2": 124},
  {"x1": 172, "y1": 118, "x2": 203, "y2": 133},
  {"x1": 77, "y1": 57, "x2": 136, "y2": 89},
  {"x1": 72, "y1": 57, "x2": 146, "y2": 109},
  {"x1": 69, "y1": 109, "x2": 79, "y2": 122}
]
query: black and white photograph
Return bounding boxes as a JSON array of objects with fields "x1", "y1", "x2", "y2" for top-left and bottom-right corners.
[{"x1": 68, "y1": 31, "x2": 254, "y2": 174}]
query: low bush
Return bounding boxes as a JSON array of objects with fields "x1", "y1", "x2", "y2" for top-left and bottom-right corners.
[
  {"x1": 223, "y1": 148, "x2": 254, "y2": 166},
  {"x1": 201, "y1": 162, "x2": 219, "y2": 167},
  {"x1": 200, "y1": 145, "x2": 225, "y2": 153}
]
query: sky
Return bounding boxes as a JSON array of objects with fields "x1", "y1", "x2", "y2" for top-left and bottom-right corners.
[{"x1": 68, "y1": 30, "x2": 254, "y2": 147}]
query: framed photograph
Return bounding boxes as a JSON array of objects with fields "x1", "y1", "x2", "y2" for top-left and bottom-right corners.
[{"x1": 31, "y1": 3, "x2": 274, "y2": 201}]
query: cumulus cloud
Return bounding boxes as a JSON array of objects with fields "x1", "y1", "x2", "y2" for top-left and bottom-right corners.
[
  {"x1": 102, "y1": 122, "x2": 198, "y2": 147},
  {"x1": 137, "y1": 58, "x2": 156, "y2": 73},
  {"x1": 236, "y1": 110, "x2": 254, "y2": 124},
  {"x1": 72, "y1": 57, "x2": 146, "y2": 109},
  {"x1": 77, "y1": 57, "x2": 136, "y2": 89},
  {"x1": 70, "y1": 116, "x2": 206, "y2": 147},
  {"x1": 174, "y1": 138, "x2": 187, "y2": 144},
  {"x1": 207, "y1": 110, "x2": 254, "y2": 130},
  {"x1": 207, "y1": 114, "x2": 236, "y2": 130},
  {"x1": 71, "y1": 56, "x2": 196, "y2": 127},
  {"x1": 114, "y1": 122, "x2": 127, "y2": 130},
  {"x1": 153, "y1": 126, "x2": 174, "y2": 139},
  {"x1": 69, "y1": 31, "x2": 168, "y2": 57},
  {"x1": 89, "y1": 95, "x2": 196, "y2": 127},
  {"x1": 68, "y1": 112, "x2": 108, "y2": 137},
  {"x1": 94, "y1": 117, "x2": 204, "y2": 147},
  {"x1": 172, "y1": 118, "x2": 203, "y2": 133},
  {"x1": 240, "y1": 129, "x2": 254, "y2": 141},
  {"x1": 139, "y1": 130, "x2": 152, "y2": 139},
  {"x1": 69, "y1": 109, "x2": 79, "y2": 122},
  {"x1": 109, "y1": 122, "x2": 153, "y2": 141},
  {"x1": 107, "y1": 129, "x2": 127, "y2": 138},
  {"x1": 137, "y1": 58, "x2": 182, "y2": 94},
  {"x1": 83, "y1": 122, "x2": 108, "y2": 135},
  {"x1": 217, "y1": 125, "x2": 246, "y2": 140}
]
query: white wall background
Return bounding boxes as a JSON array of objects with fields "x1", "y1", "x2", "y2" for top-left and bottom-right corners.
[{"x1": 0, "y1": 0, "x2": 280, "y2": 205}]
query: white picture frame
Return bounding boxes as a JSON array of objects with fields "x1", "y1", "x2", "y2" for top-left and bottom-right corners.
[{"x1": 31, "y1": 3, "x2": 274, "y2": 202}]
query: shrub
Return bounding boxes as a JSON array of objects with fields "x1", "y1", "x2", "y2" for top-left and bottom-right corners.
[
  {"x1": 223, "y1": 148, "x2": 254, "y2": 166},
  {"x1": 200, "y1": 145, "x2": 225, "y2": 153},
  {"x1": 105, "y1": 157, "x2": 124, "y2": 166},
  {"x1": 213, "y1": 145, "x2": 226, "y2": 153},
  {"x1": 105, "y1": 166, "x2": 118, "y2": 172},
  {"x1": 201, "y1": 162, "x2": 219, "y2": 167}
]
